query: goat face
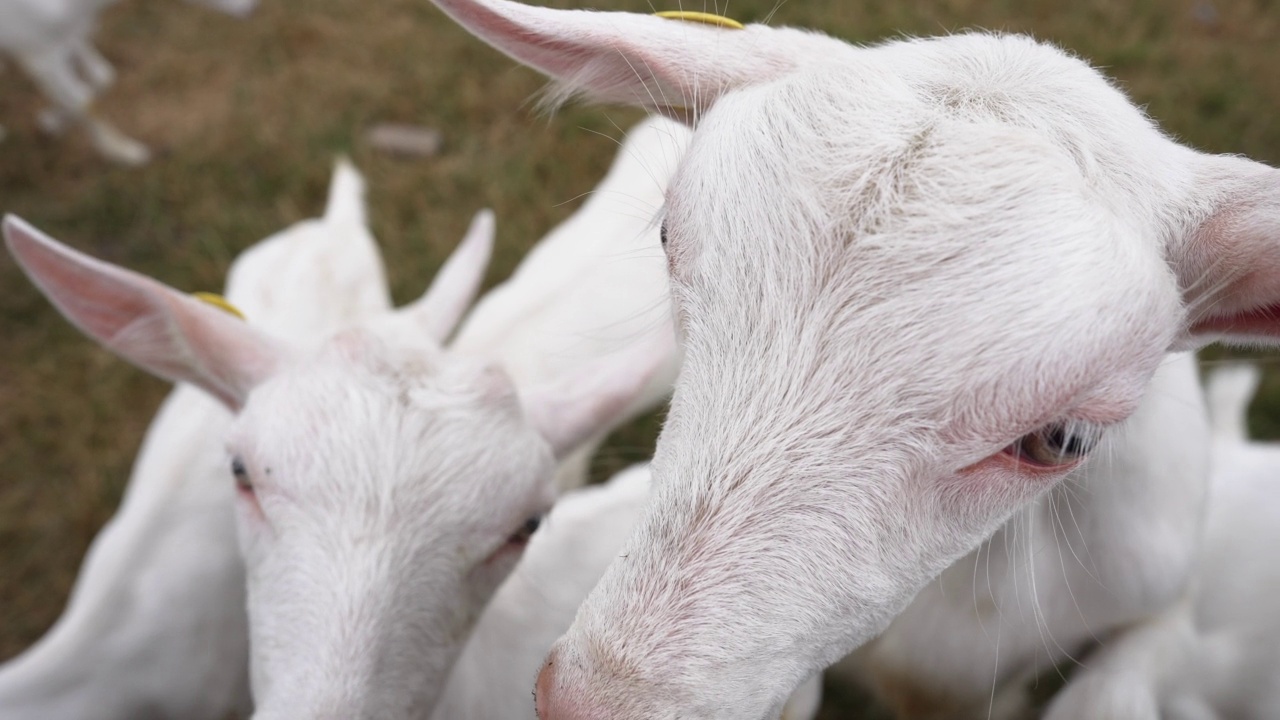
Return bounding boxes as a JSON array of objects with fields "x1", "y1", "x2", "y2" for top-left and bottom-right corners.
[
  {"x1": 552, "y1": 53, "x2": 1182, "y2": 718},
  {"x1": 231, "y1": 328, "x2": 555, "y2": 719},
  {"x1": 4, "y1": 209, "x2": 666, "y2": 719},
  {"x1": 424, "y1": 3, "x2": 1280, "y2": 718}
]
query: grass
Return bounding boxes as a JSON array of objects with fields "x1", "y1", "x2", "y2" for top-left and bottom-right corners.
[{"x1": 0, "y1": 0, "x2": 1277, "y2": 716}]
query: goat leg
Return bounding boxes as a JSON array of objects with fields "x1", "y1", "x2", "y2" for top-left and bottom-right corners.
[{"x1": 18, "y1": 48, "x2": 149, "y2": 166}]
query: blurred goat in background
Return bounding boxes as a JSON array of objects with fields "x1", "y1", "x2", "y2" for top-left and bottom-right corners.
[{"x1": 0, "y1": 0, "x2": 256, "y2": 165}]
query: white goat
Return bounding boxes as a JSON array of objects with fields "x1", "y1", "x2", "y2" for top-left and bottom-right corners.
[
  {"x1": 423, "y1": 3, "x2": 1280, "y2": 718},
  {"x1": 1, "y1": 114, "x2": 684, "y2": 717},
  {"x1": 833, "y1": 351, "x2": 1210, "y2": 718},
  {"x1": 1043, "y1": 362, "x2": 1280, "y2": 720},
  {"x1": 0, "y1": 170, "x2": 387, "y2": 720},
  {"x1": 3, "y1": 202, "x2": 670, "y2": 718},
  {"x1": 452, "y1": 115, "x2": 688, "y2": 490},
  {"x1": 433, "y1": 463, "x2": 824, "y2": 720},
  {"x1": 0, "y1": 0, "x2": 255, "y2": 165},
  {"x1": 0, "y1": 159, "x2": 387, "y2": 720}
]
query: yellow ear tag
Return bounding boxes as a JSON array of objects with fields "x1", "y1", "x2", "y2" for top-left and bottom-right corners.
[
  {"x1": 192, "y1": 292, "x2": 247, "y2": 321},
  {"x1": 653, "y1": 10, "x2": 745, "y2": 29}
]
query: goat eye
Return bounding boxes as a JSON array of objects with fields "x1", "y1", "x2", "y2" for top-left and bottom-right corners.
[
  {"x1": 1005, "y1": 423, "x2": 1100, "y2": 468},
  {"x1": 659, "y1": 222, "x2": 668, "y2": 248},
  {"x1": 231, "y1": 456, "x2": 252, "y2": 491},
  {"x1": 507, "y1": 515, "x2": 543, "y2": 546}
]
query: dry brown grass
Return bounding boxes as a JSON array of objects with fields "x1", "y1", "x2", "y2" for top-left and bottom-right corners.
[{"x1": 1, "y1": 0, "x2": 1277, "y2": 716}]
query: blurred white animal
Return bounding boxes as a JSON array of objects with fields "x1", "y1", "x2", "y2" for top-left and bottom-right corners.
[
  {"x1": 0, "y1": 159, "x2": 386, "y2": 720},
  {"x1": 3, "y1": 199, "x2": 670, "y2": 718},
  {"x1": 434, "y1": 464, "x2": 824, "y2": 720},
  {"x1": 836, "y1": 352, "x2": 1211, "y2": 719},
  {"x1": 0, "y1": 0, "x2": 256, "y2": 165},
  {"x1": 1043, "y1": 362, "x2": 1280, "y2": 720},
  {"x1": 452, "y1": 115, "x2": 688, "y2": 491}
]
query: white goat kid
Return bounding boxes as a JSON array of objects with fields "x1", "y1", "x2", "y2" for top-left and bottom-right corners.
[
  {"x1": 0, "y1": 0, "x2": 255, "y2": 165},
  {"x1": 423, "y1": 3, "x2": 1280, "y2": 719},
  {"x1": 1043, "y1": 363, "x2": 1280, "y2": 720},
  {"x1": 433, "y1": 463, "x2": 824, "y2": 720},
  {"x1": 3, "y1": 210, "x2": 669, "y2": 718},
  {"x1": 452, "y1": 115, "x2": 689, "y2": 490},
  {"x1": 0, "y1": 159, "x2": 379, "y2": 720},
  {"x1": 834, "y1": 351, "x2": 1210, "y2": 719}
]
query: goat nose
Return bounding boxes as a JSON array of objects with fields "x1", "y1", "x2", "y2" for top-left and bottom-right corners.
[
  {"x1": 536, "y1": 647, "x2": 599, "y2": 720},
  {"x1": 537, "y1": 644, "x2": 628, "y2": 719},
  {"x1": 534, "y1": 651, "x2": 557, "y2": 719}
]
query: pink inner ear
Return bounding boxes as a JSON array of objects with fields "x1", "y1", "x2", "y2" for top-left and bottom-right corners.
[
  {"x1": 1191, "y1": 303, "x2": 1280, "y2": 339},
  {"x1": 9, "y1": 221, "x2": 161, "y2": 346},
  {"x1": 439, "y1": 0, "x2": 603, "y2": 79},
  {"x1": 62, "y1": 270, "x2": 163, "y2": 348},
  {"x1": 1186, "y1": 241, "x2": 1280, "y2": 342},
  {"x1": 1179, "y1": 157, "x2": 1280, "y2": 343},
  {"x1": 7, "y1": 216, "x2": 280, "y2": 411}
]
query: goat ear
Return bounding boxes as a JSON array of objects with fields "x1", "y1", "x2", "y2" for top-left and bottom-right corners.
[
  {"x1": 1177, "y1": 156, "x2": 1280, "y2": 345},
  {"x1": 4, "y1": 215, "x2": 282, "y2": 411},
  {"x1": 520, "y1": 327, "x2": 676, "y2": 460},
  {"x1": 428, "y1": 0, "x2": 801, "y2": 120},
  {"x1": 404, "y1": 209, "x2": 495, "y2": 341},
  {"x1": 322, "y1": 157, "x2": 368, "y2": 227}
]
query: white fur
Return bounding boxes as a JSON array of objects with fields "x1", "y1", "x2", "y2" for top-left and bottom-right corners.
[
  {"x1": 425, "y1": 3, "x2": 1280, "y2": 718},
  {"x1": 451, "y1": 115, "x2": 689, "y2": 490},
  {"x1": 0, "y1": 0, "x2": 256, "y2": 165},
  {"x1": 0, "y1": 386, "x2": 251, "y2": 720},
  {"x1": 0, "y1": 160, "x2": 387, "y2": 720},
  {"x1": 833, "y1": 352, "x2": 1210, "y2": 718},
  {"x1": 4, "y1": 165, "x2": 670, "y2": 717},
  {"x1": 1043, "y1": 363, "x2": 1280, "y2": 720},
  {"x1": 433, "y1": 464, "x2": 824, "y2": 720},
  {"x1": 432, "y1": 464, "x2": 655, "y2": 719},
  {"x1": 1, "y1": 139, "x2": 683, "y2": 718}
]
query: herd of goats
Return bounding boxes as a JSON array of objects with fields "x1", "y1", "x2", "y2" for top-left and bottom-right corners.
[{"x1": 3, "y1": 0, "x2": 1280, "y2": 718}]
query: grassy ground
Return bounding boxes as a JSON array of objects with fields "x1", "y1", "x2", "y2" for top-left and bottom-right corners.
[{"x1": 0, "y1": 0, "x2": 1277, "y2": 716}]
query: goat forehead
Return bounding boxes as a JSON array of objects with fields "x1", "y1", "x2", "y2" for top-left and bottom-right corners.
[
  {"x1": 888, "y1": 34, "x2": 1164, "y2": 146},
  {"x1": 671, "y1": 92, "x2": 1179, "y2": 432},
  {"x1": 670, "y1": 34, "x2": 1184, "y2": 256},
  {"x1": 231, "y1": 357, "x2": 536, "y2": 497}
]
